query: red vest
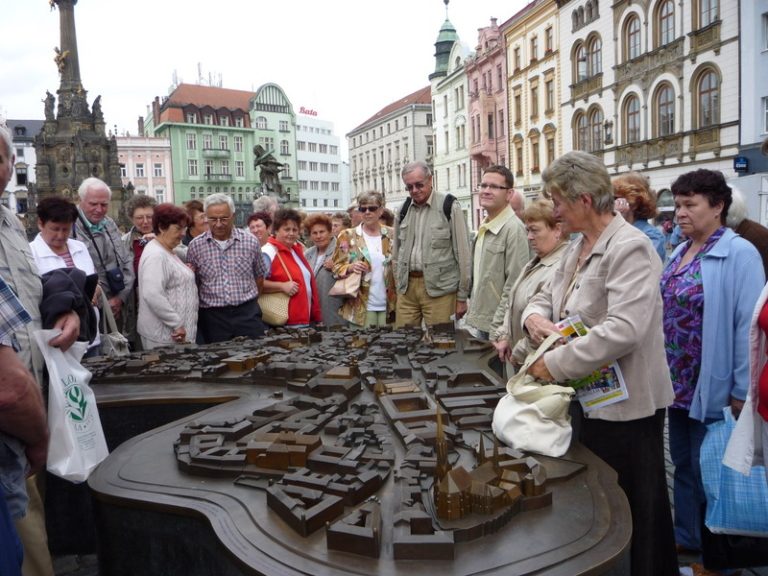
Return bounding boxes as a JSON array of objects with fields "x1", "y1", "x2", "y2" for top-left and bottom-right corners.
[{"x1": 266, "y1": 238, "x2": 322, "y2": 325}]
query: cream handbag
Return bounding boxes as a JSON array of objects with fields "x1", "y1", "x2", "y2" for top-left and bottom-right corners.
[{"x1": 492, "y1": 333, "x2": 575, "y2": 457}]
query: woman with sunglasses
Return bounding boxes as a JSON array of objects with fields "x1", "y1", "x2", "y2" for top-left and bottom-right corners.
[{"x1": 331, "y1": 191, "x2": 396, "y2": 327}]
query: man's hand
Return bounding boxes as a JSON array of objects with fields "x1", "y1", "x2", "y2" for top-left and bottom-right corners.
[
  {"x1": 48, "y1": 310, "x2": 80, "y2": 351},
  {"x1": 455, "y1": 300, "x2": 468, "y2": 319},
  {"x1": 493, "y1": 339, "x2": 512, "y2": 362},
  {"x1": 109, "y1": 296, "x2": 123, "y2": 319},
  {"x1": 524, "y1": 313, "x2": 559, "y2": 345},
  {"x1": 528, "y1": 356, "x2": 554, "y2": 381}
]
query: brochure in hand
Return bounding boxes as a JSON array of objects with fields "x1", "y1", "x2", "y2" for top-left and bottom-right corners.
[{"x1": 554, "y1": 315, "x2": 629, "y2": 412}]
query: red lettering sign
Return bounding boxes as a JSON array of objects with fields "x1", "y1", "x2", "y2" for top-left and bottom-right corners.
[{"x1": 299, "y1": 107, "x2": 318, "y2": 116}]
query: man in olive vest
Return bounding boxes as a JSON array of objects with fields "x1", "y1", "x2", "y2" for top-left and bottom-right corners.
[{"x1": 392, "y1": 161, "x2": 471, "y2": 327}]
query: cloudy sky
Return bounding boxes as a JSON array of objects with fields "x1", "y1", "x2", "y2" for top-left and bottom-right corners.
[{"x1": 1, "y1": 0, "x2": 529, "y2": 158}]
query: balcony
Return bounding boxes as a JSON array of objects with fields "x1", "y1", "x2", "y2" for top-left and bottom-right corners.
[
  {"x1": 204, "y1": 172, "x2": 233, "y2": 182},
  {"x1": 202, "y1": 148, "x2": 231, "y2": 159},
  {"x1": 615, "y1": 38, "x2": 684, "y2": 84},
  {"x1": 570, "y1": 73, "x2": 603, "y2": 101},
  {"x1": 614, "y1": 134, "x2": 684, "y2": 167},
  {"x1": 691, "y1": 21, "x2": 721, "y2": 53}
]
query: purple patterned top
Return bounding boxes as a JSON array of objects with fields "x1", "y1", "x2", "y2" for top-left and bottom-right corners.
[{"x1": 660, "y1": 227, "x2": 725, "y2": 409}]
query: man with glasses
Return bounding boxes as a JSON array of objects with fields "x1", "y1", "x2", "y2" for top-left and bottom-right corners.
[
  {"x1": 187, "y1": 193, "x2": 269, "y2": 343},
  {"x1": 393, "y1": 161, "x2": 471, "y2": 327},
  {"x1": 465, "y1": 165, "x2": 528, "y2": 344}
]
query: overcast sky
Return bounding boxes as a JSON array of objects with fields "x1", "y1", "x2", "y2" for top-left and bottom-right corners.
[{"x1": 1, "y1": 0, "x2": 529, "y2": 159}]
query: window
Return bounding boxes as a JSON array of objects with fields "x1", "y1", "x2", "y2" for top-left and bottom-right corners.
[
  {"x1": 188, "y1": 159, "x2": 198, "y2": 176},
  {"x1": 444, "y1": 130, "x2": 449, "y2": 154},
  {"x1": 545, "y1": 27, "x2": 553, "y2": 52},
  {"x1": 530, "y1": 84, "x2": 539, "y2": 118},
  {"x1": 487, "y1": 114, "x2": 494, "y2": 139},
  {"x1": 575, "y1": 44, "x2": 587, "y2": 82},
  {"x1": 443, "y1": 95, "x2": 448, "y2": 117},
  {"x1": 321, "y1": 182, "x2": 329, "y2": 192},
  {"x1": 698, "y1": 69, "x2": 719, "y2": 127},
  {"x1": 624, "y1": 95, "x2": 641, "y2": 143},
  {"x1": 625, "y1": 15, "x2": 641, "y2": 61},
  {"x1": 588, "y1": 37, "x2": 602, "y2": 76},
  {"x1": 656, "y1": 84, "x2": 676, "y2": 136},
  {"x1": 530, "y1": 36, "x2": 538, "y2": 62},
  {"x1": 531, "y1": 140, "x2": 540, "y2": 172},
  {"x1": 320, "y1": 163, "x2": 329, "y2": 172},
  {"x1": 700, "y1": 0, "x2": 718, "y2": 28},
  {"x1": 280, "y1": 140, "x2": 289, "y2": 155},
  {"x1": 575, "y1": 112, "x2": 588, "y2": 151},
  {"x1": 279, "y1": 120, "x2": 289, "y2": 132},
  {"x1": 310, "y1": 181, "x2": 319, "y2": 191},
  {"x1": 186, "y1": 133, "x2": 196, "y2": 150},
  {"x1": 298, "y1": 160, "x2": 307, "y2": 170},
  {"x1": 309, "y1": 142, "x2": 317, "y2": 152},
  {"x1": 219, "y1": 116, "x2": 229, "y2": 127},
  {"x1": 186, "y1": 112, "x2": 197, "y2": 124},
  {"x1": 658, "y1": 0, "x2": 675, "y2": 46},
  {"x1": 205, "y1": 160, "x2": 214, "y2": 176},
  {"x1": 255, "y1": 117, "x2": 267, "y2": 129},
  {"x1": 135, "y1": 163, "x2": 145, "y2": 178},
  {"x1": 331, "y1": 163, "x2": 339, "y2": 174},
  {"x1": 498, "y1": 111, "x2": 505, "y2": 137},
  {"x1": 219, "y1": 135, "x2": 228, "y2": 150},
  {"x1": 297, "y1": 141, "x2": 307, "y2": 151},
  {"x1": 319, "y1": 144, "x2": 328, "y2": 154},
  {"x1": 155, "y1": 189, "x2": 165, "y2": 203},
  {"x1": 120, "y1": 165, "x2": 127, "y2": 178},
  {"x1": 313, "y1": 199, "x2": 318, "y2": 207},
  {"x1": 515, "y1": 143, "x2": 523, "y2": 175},
  {"x1": 309, "y1": 162, "x2": 318, "y2": 171},
  {"x1": 236, "y1": 161, "x2": 244, "y2": 177},
  {"x1": 203, "y1": 114, "x2": 213, "y2": 125},
  {"x1": 153, "y1": 163, "x2": 163, "y2": 177},
  {"x1": 234, "y1": 135, "x2": 243, "y2": 152},
  {"x1": 221, "y1": 160, "x2": 230, "y2": 175},
  {"x1": 301, "y1": 198, "x2": 306, "y2": 207},
  {"x1": 589, "y1": 108, "x2": 604, "y2": 151},
  {"x1": 514, "y1": 93, "x2": 522, "y2": 125},
  {"x1": 330, "y1": 145, "x2": 338, "y2": 155},
  {"x1": 497, "y1": 65, "x2": 502, "y2": 90},
  {"x1": 546, "y1": 136, "x2": 555, "y2": 166},
  {"x1": 545, "y1": 79, "x2": 555, "y2": 113},
  {"x1": 235, "y1": 116, "x2": 244, "y2": 128},
  {"x1": 514, "y1": 47, "x2": 521, "y2": 71},
  {"x1": 203, "y1": 134, "x2": 212, "y2": 149}
]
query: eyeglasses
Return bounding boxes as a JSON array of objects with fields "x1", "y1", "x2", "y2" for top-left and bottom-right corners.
[
  {"x1": 358, "y1": 206, "x2": 380, "y2": 213},
  {"x1": 405, "y1": 181, "x2": 427, "y2": 192},
  {"x1": 206, "y1": 217, "x2": 231, "y2": 224},
  {"x1": 476, "y1": 183, "x2": 510, "y2": 191}
]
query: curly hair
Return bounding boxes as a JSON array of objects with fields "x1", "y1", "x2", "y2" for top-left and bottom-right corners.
[
  {"x1": 303, "y1": 213, "x2": 332, "y2": 233},
  {"x1": 272, "y1": 208, "x2": 303, "y2": 232},
  {"x1": 671, "y1": 169, "x2": 731, "y2": 224},
  {"x1": 36, "y1": 196, "x2": 78, "y2": 224},
  {"x1": 124, "y1": 193, "x2": 157, "y2": 219},
  {"x1": 247, "y1": 211, "x2": 273, "y2": 229},
  {"x1": 612, "y1": 172, "x2": 658, "y2": 220},
  {"x1": 152, "y1": 203, "x2": 190, "y2": 234}
]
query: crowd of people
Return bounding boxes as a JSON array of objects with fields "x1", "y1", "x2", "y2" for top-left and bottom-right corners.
[{"x1": 1, "y1": 118, "x2": 768, "y2": 576}]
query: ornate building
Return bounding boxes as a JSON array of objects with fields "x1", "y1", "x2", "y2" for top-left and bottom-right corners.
[
  {"x1": 34, "y1": 0, "x2": 124, "y2": 222},
  {"x1": 4, "y1": 119, "x2": 43, "y2": 216},
  {"x1": 116, "y1": 135, "x2": 175, "y2": 204}
]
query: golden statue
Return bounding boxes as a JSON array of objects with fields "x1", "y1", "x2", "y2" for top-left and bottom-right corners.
[{"x1": 54, "y1": 46, "x2": 69, "y2": 74}]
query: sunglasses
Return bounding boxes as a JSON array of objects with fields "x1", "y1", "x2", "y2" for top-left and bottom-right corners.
[
  {"x1": 405, "y1": 182, "x2": 427, "y2": 192},
  {"x1": 358, "y1": 206, "x2": 379, "y2": 213}
]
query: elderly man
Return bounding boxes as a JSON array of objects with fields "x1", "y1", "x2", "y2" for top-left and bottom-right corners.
[
  {"x1": 252, "y1": 194, "x2": 278, "y2": 217},
  {"x1": 392, "y1": 161, "x2": 471, "y2": 327},
  {"x1": 508, "y1": 188, "x2": 525, "y2": 221},
  {"x1": 72, "y1": 178, "x2": 134, "y2": 324},
  {"x1": 0, "y1": 126, "x2": 79, "y2": 576},
  {"x1": 465, "y1": 165, "x2": 528, "y2": 342},
  {"x1": 187, "y1": 193, "x2": 269, "y2": 342}
]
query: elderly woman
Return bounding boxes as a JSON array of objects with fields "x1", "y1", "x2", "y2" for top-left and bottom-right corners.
[
  {"x1": 122, "y1": 194, "x2": 156, "y2": 349},
  {"x1": 304, "y1": 213, "x2": 345, "y2": 327},
  {"x1": 331, "y1": 212, "x2": 351, "y2": 237},
  {"x1": 491, "y1": 198, "x2": 568, "y2": 368},
  {"x1": 660, "y1": 170, "x2": 764, "y2": 566},
  {"x1": 261, "y1": 209, "x2": 321, "y2": 326},
  {"x1": 30, "y1": 196, "x2": 101, "y2": 355},
  {"x1": 612, "y1": 172, "x2": 666, "y2": 261},
  {"x1": 247, "y1": 211, "x2": 273, "y2": 270},
  {"x1": 137, "y1": 204, "x2": 197, "y2": 349},
  {"x1": 332, "y1": 191, "x2": 395, "y2": 328},
  {"x1": 181, "y1": 200, "x2": 208, "y2": 247},
  {"x1": 523, "y1": 151, "x2": 678, "y2": 576}
]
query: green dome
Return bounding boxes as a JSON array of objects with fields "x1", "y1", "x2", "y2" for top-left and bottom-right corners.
[{"x1": 436, "y1": 18, "x2": 458, "y2": 44}]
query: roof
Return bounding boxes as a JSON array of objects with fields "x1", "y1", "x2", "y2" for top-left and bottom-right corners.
[
  {"x1": 350, "y1": 86, "x2": 431, "y2": 133},
  {"x1": 165, "y1": 83, "x2": 255, "y2": 112},
  {"x1": 6, "y1": 119, "x2": 44, "y2": 143}
]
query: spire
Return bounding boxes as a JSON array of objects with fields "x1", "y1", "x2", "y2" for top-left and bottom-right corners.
[{"x1": 429, "y1": 0, "x2": 459, "y2": 81}]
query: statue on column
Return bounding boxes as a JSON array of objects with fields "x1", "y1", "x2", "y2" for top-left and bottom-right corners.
[
  {"x1": 253, "y1": 145, "x2": 285, "y2": 198},
  {"x1": 92, "y1": 95, "x2": 103, "y2": 123},
  {"x1": 43, "y1": 91, "x2": 55, "y2": 121},
  {"x1": 54, "y1": 46, "x2": 69, "y2": 74}
]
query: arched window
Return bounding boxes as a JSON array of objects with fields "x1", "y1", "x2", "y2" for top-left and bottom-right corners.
[
  {"x1": 589, "y1": 108, "x2": 604, "y2": 152},
  {"x1": 655, "y1": 83, "x2": 675, "y2": 136},
  {"x1": 575, "y1": 112, "x2": 589, "y2": 151},
  {"x1": 658, "y1": 0, "x2": 675, "y2": 46},
  {"x1": 625, "y1": 15, "x2": 641, "y2": 61},
  {"x1": 698, "y1": 70, "x2": 719, "y2": 127},
  {"x1": 255, "y1": 116, "x2": 267, "y2": 129},
  {"x1": 572, "y1": 11, "x2": 580, "y2": 30},
  {"x1": 586, "y1": 1, "x2": 593, "y2": 21},
  {"x1": 624, "y1": 95, "x2": 641, "y2": 143},
  {"x1": 588, "y1": 37, "x2": 602, "y2": 76},
  {"x1": 700, "y1": 0, "x2": 718, "y2": 28},
  {"x1": 575, "y1": 44, "x2": 588, "y2": 82}
]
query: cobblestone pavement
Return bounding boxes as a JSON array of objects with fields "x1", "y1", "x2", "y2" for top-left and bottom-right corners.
[{"x1": 52, "y1": 422, "x2": 768, "y2": 575}]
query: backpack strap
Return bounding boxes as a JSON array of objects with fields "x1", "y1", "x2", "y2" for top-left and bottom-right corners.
[{"x1": 398, "y1": 193, "x2": 456, "y2": 223}]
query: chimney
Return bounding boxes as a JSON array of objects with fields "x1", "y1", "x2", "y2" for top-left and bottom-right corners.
[{"x1": 137, "y1": 116, "x2": 145, "y2": 137}]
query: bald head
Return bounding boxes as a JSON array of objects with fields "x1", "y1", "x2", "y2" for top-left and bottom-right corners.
[{"x1": 508, "y1": 189, "x2": 525, "y2": 220}]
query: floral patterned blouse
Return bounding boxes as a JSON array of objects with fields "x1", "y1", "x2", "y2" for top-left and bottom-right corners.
[{"x1": 660, "y1": 227, "x2": 725, "y2": 409}]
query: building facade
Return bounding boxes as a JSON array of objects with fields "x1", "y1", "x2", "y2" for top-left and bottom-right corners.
[
  {"x1": 347, "y1": 86, "x2": 433, "y2": 208},
  {"x1": 4, "y1": 119, "x2": 43, "y2": 215},
  {"x1": 503, "y1": 0, "x2": 561, "y2": 204},
  {"x1": 295, "y1": 111, "x2": 347, "y2": 213},
  {"x1": 116, "y1": 135, "x2": 175, "y2": 204}
]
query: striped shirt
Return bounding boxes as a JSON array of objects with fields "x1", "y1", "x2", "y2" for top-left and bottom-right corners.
[
  {"x1": 0, "y1": 274, "x2": 31, "y2": 349},
  {"x1": 186, "y1": 228, "x2": 268, "y2": 308}
]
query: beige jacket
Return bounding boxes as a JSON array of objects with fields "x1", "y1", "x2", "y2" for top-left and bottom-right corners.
[{"x1": 523, "y1": 215, "x2": 674, "y2": 422}]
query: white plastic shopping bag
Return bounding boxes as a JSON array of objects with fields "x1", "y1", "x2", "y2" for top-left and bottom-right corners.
[{"x1": 33, "y1": 329, "x2": 108, "y2": 483}]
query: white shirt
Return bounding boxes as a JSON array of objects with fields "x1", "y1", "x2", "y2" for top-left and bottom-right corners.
[
  {"x1": 362, "y1": 227, "x2": 386, "y2": 311},
  {"x1": 30, "y1": 235, "x2": 96, "y2": 276}
]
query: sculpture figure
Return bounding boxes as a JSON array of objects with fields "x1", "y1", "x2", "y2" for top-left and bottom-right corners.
[
  {"x1": 253, "y1": 145, "x2": 285, "y2": 198},
  {"x1": 92, "y1": 95, "x2": 103, "y2": 123},
  {"x1": 54, "y1": 46, "x2": 69, "y2": 74},
  {"x1": 43, "y1": 91, "x2": 55, "y2": 121}
]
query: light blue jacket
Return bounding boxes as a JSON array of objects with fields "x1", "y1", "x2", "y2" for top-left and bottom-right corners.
[{"x1": 667, "y1": 229, "x2": 764, "y2": 421}]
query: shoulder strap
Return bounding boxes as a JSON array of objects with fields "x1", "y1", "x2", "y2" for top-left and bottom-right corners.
[
  {"x1": 442, "y1": 194, "x2": 456, "y2": 221},
  {"x1": 398, "y1": 197, "x2": 412, "y2": 223},
  {"x1": 76, "y1": 213, "x2": 109, "y2": 271},
  {"x1": 275, "y1": 252, "x2": 293, "y2": 282}
]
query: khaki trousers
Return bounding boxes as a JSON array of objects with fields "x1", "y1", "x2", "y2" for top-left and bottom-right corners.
[
  {"x1": 14, "y1": 477, "x2": 53, "y2": 576},
  {"x1": 395, "y1": 275, "x2": 456, "y2": 328}
]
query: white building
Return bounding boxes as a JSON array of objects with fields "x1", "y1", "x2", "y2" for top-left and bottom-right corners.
[
  {"x1": 295, "y1": 112, "x2": 346, "y2": 213},
  {"x1": 4, "y1": 119, "x2": 43, "y2": 215},
  {"x1": 116, "y1": 136, "x2": 175, "y2": 204}
]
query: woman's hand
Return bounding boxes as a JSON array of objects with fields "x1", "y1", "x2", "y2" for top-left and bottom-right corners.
[
  {"x1": 323, "y1": 259, "x2": 334, "y2": 271},
  {"x1": 528, "y1": 356, "x2": 554, "y2": 381},
  {"x1": 350, "y1": 261, "x2": 369, "y2": 275},
  {"x1": 281, "y1": 281, "x2": 300, "y2": 296},
  {"x1": 91, "y1": 284, "x2": 102, "y2": 307},
  {"x1": 171, "y1": 326, "x2": 187, "y2": 344},
  {"x1": 524, "y1": 314, "x2": 560, "y2": 345}
]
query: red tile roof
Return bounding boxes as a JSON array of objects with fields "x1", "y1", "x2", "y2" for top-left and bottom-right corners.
[
  {"x1": 350, "y1": 85, "x2": 432, "y2": 133},
  {"x1": 165, "y1": 83, "x2": 254, "y2": 112}
]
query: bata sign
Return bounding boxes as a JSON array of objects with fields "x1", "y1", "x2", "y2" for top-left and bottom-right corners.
[{"x1": 299, "y1": 107, "x2": 318, "y2": 116}]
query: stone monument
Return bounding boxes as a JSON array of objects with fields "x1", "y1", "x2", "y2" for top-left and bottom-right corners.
[
  {"x1": 253, "y1": 144, "x2": 287, "y2": 202},
  {"x1": 33, "y1": 0, "x2": 126, "y2": 225}
]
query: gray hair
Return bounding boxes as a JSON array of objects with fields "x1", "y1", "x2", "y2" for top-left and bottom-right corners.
[
  {"x1": 78, "y1": 177, "x2": 112, "y2": 201},
  {"x1": 541, "y1": 151, "x2": 613, "y2": 214},
  {"x1": 204, "y1": 192, "x2": 235, "y2": 214},
  {"x1": 357, "y1": 190, "x2": 385, "y2": 207},
  {"x1": 401, "y1": 160, "x2": 432, "y2": 180},
  {"x1": 252, "y1": 194, "x2": 278, "y2": 213},
  {"x1": 0, "y1": 125, "x2": 12, "y2": 159},
  {"x1": 726, "y1": 185, "x2": 748, "y2": 228}
]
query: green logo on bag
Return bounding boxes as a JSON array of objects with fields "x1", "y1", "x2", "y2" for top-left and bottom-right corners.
[{"x1": 63, "y1": 378, "x2": 88, "y2": 422}]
